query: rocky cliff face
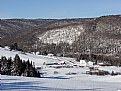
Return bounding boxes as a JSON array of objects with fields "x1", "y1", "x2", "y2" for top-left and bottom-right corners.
[{"x1": 0, "y1": 15, "x2": 121, "y2": 55}]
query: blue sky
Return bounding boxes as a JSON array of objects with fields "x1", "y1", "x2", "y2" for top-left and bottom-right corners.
[{"x1": 0, "y1": 0, "x2": 121, "y2": 19}]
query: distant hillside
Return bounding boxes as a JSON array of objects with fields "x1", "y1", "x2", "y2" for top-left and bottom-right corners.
[{"x1": 0, "y1": 15, "x2": 121, "y2": 57}]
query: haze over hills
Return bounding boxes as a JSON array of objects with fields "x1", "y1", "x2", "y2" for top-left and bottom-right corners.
[{"x1": 0, "y1": 15, "x2": 121, "y2": 57}]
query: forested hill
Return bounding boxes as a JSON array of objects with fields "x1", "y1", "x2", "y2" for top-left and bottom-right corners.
[{"x1": 0, "y1": 15, "x2": 121, "y2": 56}]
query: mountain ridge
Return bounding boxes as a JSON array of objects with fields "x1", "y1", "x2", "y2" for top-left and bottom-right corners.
[{"x1": 0, "y1": 15, "x2": 121, "y2": 56}]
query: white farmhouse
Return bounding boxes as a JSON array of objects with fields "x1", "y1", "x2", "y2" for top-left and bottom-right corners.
[
  {"x1": 47, "y1": 54, "x2": 54, "y2": 58},
  {"x1": 80, "y1": 60, "x2": 87, "y2": 67},
  {"x1": 87, "y1": 61, "x2": 94, "y2": 67}
]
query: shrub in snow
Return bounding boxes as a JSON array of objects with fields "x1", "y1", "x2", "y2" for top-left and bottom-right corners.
[
  {"x1": 54, "y1": 71, "x2": 59, "y2": 74},
  {"x1": 66, "y1": 72, "x2": 77, "y2": 75}
]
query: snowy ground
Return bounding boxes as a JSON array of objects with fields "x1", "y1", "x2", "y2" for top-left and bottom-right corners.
[
  {"x1": 1, "y1": 47, "x2": 121, "y2": 91},
  {"x1": 0, "y1": 47, "x2": 76, "y2": 67},
  {"x1": 1, "y1": 70, "x2": 121, "y2": 91},
  {"x1": 1, "y1": 67, "x2": 121, "y2": 91}
]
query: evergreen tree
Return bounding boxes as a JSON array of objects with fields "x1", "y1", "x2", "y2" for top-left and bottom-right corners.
[
  {"x1": 10, "y1": 43, "x2": 18, "y2": 51},
  {"x1": 14, "y1": 43, "x2": 18, "y2": 50},
  {"x1": 1, "y1": 56, "x2": 11, "y2": 75},
  {"x1": 7, "y1": 57, "x2": 12, "y2": 75},
  {"x1": 21, "y1": 60, "x2": 26, "y2": 74},
  {"x1": 23, "y1": 60, "x2": 31, "y2": 77},
  {"x1": 11, "y1": 54, "x2": 22, "y2": 76},
  {"x1": 0, "y1": 59, "x2": 1, "y2": 74},
  {"x1": 23, "y1": 60, "x2": 40, "y2": 77}
]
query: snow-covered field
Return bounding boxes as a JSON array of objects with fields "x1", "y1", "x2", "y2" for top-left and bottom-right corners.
[
  {"x1": 1, "y1": 47, "x2": 121, "y2": 91},
  {"x1": 0, "y1": 47, "x2": 76, "y2": 67},
  {"x1": 1, "y1": 71, "x2": 121, "y2": 91}
]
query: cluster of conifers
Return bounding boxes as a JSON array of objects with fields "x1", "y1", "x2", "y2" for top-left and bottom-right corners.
[{"x1": 0, "y1": 54, "x2": 40, "y2": 77}]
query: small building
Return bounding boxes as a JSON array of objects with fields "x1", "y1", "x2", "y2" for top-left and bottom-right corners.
[
  {"x1": 47, "y1": 54, "x2": 54, "y2": 58},
  {"x1": 87, "y1": 61, "x2": 94, "y2": 67},
  {"x1": 98, "y1": 63, "x2": 111, "y2": 66},
  {"x1": 60, "y1": 61, "x2": 66, "y2": 65},
  {"x1": 4, "y1": 46, "x2": 10, "y2": 50},
  {"x1": 35, "y1": 51, "x2": 40, "y2": 55},
  {"x1": 80, "y1": 60, "x2": 87, "y2": 67}
]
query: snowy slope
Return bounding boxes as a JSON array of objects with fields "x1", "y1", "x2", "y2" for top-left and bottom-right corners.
[{"x1": 0, "y1": 47, "x2": 76, "y2": 67}]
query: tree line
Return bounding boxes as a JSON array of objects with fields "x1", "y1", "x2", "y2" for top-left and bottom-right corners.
[{"x1": 0, "y1": 54, "x2": 40, "y2": 77}]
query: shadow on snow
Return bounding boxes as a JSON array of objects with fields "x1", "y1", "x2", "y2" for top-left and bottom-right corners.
[
  {"x1": 43, "y1": 76, "x2": 71, "y2": 79},
  {"x1": 1, "y1": 81, "x2": 103, "y2": 91}
]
